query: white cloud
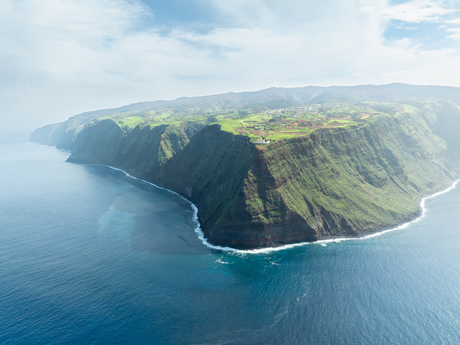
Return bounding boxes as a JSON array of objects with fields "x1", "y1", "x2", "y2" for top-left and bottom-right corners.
[
  {"x1": 1, "y1": 0, "x2": 460, "y2": 132},
  {"x1": 381, "y1": 0, "x2": 456, "y2": 23},
  {"x1": 447, "y1": 27, "x2": 460, "y2": 39},
  {"x1": 446, "y1": 17, "x2": 460, "y2": 24}
]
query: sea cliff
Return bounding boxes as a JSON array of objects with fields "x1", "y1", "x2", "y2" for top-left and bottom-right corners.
[
  {"x1": 155, "y1": 112, "x2": 456, "y2": 248},
  {"x1": 30, "y1": 86, "x2": 460, "y2": 249}
]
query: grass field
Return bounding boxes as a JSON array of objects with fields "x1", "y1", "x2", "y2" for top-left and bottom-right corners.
[{"x1": 94, "y1": 102, "x2": 415, "y2": 143}]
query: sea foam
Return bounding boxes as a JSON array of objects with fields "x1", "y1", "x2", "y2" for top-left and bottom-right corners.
[{"x1": 85, "y1": 163, "x2": 460, "y2": 255}]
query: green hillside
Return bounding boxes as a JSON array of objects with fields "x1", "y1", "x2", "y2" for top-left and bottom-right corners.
[{"x1": 30, "y1": 84, "x2": 460, "y2": 249}]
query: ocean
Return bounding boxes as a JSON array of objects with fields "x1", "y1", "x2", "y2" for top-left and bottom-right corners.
[{"x1": 1, "y1": 142, "x2": 460, "y2": 344}]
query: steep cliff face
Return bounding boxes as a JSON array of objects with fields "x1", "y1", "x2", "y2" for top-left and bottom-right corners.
[
  {"x1": 421, "y1": 101, "x2": 460, "y2": 161},
  {"x1": 156, "y1": 112, "x2": 457, "y2": 248},
  {"x1": 155, "y1": 125, "x2": 259, "y2": 246},
  {"x1": 117, "y1": 121, "x2": 206, "y2": 177},
  {"x1": 29, "y1": 112, "x2": 99, "y2": 150},
  {"x1": 66, "y1": 120, "x2": 124, "y2": 165},
  {"x1": 238, "y1": 113, "x2": 453, "y2": 245},
  {"x1": 67, "y1": 119, "x2": 207, "y2": 177},
  {"x1": 60, "y1": 106, "x2": 459, "y2": 249}
]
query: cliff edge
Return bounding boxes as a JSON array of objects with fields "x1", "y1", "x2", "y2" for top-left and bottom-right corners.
[{"x1": 30, "y1": 86, "x2": 460, "y2": 249}]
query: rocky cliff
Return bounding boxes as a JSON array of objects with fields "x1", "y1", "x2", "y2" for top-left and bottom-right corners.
[
  {"x1": 67, "y1": 119, "x2": 208, "y2": 178},
  {"x1": 156, "y1": 111, "x2": 457, "y2": 248},
  {"x1": 29, "y1": 85, "x2": 460, "y2": 249},
  {"x1": 57, "y1": 106, "x2": 458, "y2": 249}
]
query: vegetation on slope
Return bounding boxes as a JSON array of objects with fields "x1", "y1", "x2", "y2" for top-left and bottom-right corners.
[
  {"x1": 30, "y1": 85, "x2": 460, "y2": 249},
  {"x1": 155, "y1": 108, "x2": 458, "y2": 248}
]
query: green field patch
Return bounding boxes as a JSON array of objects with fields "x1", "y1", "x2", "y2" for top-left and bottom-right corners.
[
  {"x1": 96, "y1": 102, "x2": 400, "y2": 144},
  {"x1": 114, "y1": 116, "x2": 146, "y2": 129},
  {"x1": 214, "y1": 106, "x2": 386, "y2": 143}
]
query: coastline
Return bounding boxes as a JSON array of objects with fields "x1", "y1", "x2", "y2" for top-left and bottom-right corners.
[
  {"x1": 68, "y1": 154, "x2": 460, "y2": 255},
  {"x1": 235, "y1": 178, "x2": 460, "y2": 254}
]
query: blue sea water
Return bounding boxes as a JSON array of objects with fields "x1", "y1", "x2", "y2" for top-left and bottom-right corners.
[{"x1": 1, "y1": 142, "x2": 460, "y2": 345}]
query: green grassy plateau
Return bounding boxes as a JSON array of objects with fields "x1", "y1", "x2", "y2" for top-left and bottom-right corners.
[{"x1": 85, "y1": 102, "x2": 400, "y2": 143}]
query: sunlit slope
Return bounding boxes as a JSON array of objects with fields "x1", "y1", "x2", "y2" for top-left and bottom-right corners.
[
  {"x1": 30, "y1": 84, "x2": 460, "y2": 249},
  {"x1": 157, "y1": 110, "x2": 457, "y2": 248},
  {"x1": 64, "y1": 102, "x2": 460, "y2": 249}
]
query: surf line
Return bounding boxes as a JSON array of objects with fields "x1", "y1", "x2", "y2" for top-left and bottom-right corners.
[
  {"x1": 240, "y1": 178, "x2": 460, "y2": 254},
  {"x1": 83, "y1": 162, "x2": 460, "y2": 255},
  {"x1": 242, "y1": 178, "x2": 460, "y2": 254},
  {"x1": 83, "y1": 164, "x2": 243, "y2": 253}
]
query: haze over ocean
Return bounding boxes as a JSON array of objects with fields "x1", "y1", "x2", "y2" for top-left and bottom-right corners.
[{"x1": 2, "y1": 142, "x2": 460, "y2": 345}]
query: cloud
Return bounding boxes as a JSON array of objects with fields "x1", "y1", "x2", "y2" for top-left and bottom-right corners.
[
  {"x1": 381, "y1": 0, "x2": 456, "y2": 23},
  {"x1": 447, "y1": 27, "x2": 460, "y2": 39},
  {"x1": 446, "y1": 17, "x2": 460, "y2": 24},
  {"x1": 1, "y1": 0, "x2": 460, "y2": 131}
]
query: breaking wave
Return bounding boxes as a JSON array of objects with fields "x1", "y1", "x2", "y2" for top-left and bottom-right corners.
[{"x1": 84, "y1": 162, "x2": 460, "y2": 255}]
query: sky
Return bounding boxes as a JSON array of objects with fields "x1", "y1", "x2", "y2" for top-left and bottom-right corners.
[{"x1": 2, "y1": 0, "x2": 460, "y2": 132}]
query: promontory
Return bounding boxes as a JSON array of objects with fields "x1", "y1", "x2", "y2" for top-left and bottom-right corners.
[{"x1": 30, "y1": 84, "x2": 460, "y2": 249}]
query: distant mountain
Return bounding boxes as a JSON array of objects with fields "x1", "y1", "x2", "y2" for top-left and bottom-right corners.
[
  {"x1": 29, "y1": 83, "x2": 460, "y2": 147},
  {"x1": 309, "y1": 83, "x2": 460, "y2": 104},
  {"x1": 30, "y1": 85, "x2": 325, "y2": 146}
]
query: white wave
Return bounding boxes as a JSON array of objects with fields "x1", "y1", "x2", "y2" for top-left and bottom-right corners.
[
  {"x1": 82, "y1": 162, "x2": 460, "y2": 255},
  {"x1": 212, "y1": 179, "x2": 460, "y2": 254},
  {"x1": 58, "y1": 148, "x2": 72, "y2": 160},
  {"x1": 215, "y1": 258, "x2": 230, "y2": 264}
]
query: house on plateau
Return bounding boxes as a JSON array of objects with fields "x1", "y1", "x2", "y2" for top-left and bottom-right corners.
[{"x1": 257, "y1": 137, "x2": 270, "y2": 144}]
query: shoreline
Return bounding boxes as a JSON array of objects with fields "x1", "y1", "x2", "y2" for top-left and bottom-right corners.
[
  {"x1": 71, "y1": 156, "x2": 460, "y2": 255},
  {"x1": 232, "y1": 179, "x2": 460, "y2": 254}
]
